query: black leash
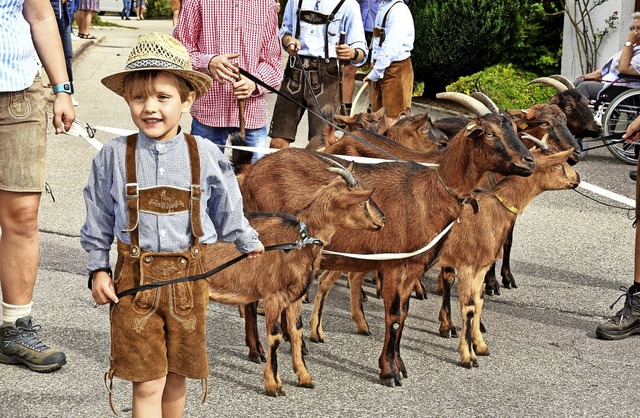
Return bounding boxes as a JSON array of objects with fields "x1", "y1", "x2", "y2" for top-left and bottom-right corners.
[
  {"x1": 238, "y1": 65, "x2": 400, "y2": 161},
  {"x1": 115, "y1": 242, "x2": 301, "y2": 299}
]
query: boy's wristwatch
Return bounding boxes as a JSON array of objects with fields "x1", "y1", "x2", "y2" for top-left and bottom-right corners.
[{"x1": 52, "y1": 82, "x2": 73, "y2": 94}]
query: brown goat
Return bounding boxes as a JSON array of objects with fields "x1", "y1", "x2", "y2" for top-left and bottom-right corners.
[
  {"x1": 236, "y1": 109, "x2": 535, "y2": 387},
  {"x1": 434, "y1": 148, "x2": 579, "y2": 367},
  {"x1": 208, "y1": 165, "x2": 385, "y2": 396}
]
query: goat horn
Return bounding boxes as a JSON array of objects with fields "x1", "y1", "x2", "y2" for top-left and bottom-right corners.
[
  {"x1": 520, "y1": 133, "x2": 549, "y2": 150},
  {"x1": 327, "y1": 167, "x2": 357, "y2": 187},
  {"x1": 470, "y1": 92, "x2": 500, "y2": 113},
  {"x1": 314, "y1": 154, "x2": 358, "y2": 187},
  {"x1": 549, "y1": 74, "x2": 575, "y2": 90},
  {"x1": 528, "y1": 77, "x2": 568, "y2": 92},
  {"x1": 436, "y1": 92, "x2": 492, "y2": 116}
]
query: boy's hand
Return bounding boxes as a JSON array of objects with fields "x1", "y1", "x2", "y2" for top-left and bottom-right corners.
[
  {"x1": 283, "y1": 36, "x2": 300, "y2": 56},
  {"x1": 336, "y1": 43, "x2": 354, "y2": 61},
  {"x1": 233, "y1": 75, "x2": 256, "y2": 100},
  {"x1": 92, "y1": 271, "x2": 119, "y2": 305},
  {"x1": 208, "y1": 53, "x2": 241, "y2": 84},
  {"x1": 246, "y1": 242, "x2": 265, "y2": 259}
]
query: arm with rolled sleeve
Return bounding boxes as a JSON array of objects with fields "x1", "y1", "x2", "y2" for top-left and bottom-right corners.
[
  {"x1": 368, "y1": 2, "x2": 413, "y2": 82},
  {"x1": 342, "y1": 1, "x2": 368, "y2": 66}
]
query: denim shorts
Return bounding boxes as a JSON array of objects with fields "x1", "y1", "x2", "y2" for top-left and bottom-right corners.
[{"x1": 0, "y1": 76, "x2": 47, "y2": 192}]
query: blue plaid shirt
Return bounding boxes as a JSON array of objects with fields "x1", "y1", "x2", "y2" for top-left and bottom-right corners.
[
  {"x1": 0, "y1": 0, "x2": 40, "y2": 91},
  {"x1": 80, "y1": 130, "x2": 261, "y2": 272}
]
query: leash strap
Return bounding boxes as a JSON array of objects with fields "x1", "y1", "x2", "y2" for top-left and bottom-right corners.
[
  {"x1": 115, "y1": 242, "x2": 302, "y2": 299},
  {"x1": 238, "y1": 66, "x2": 400, "y2": 161}
]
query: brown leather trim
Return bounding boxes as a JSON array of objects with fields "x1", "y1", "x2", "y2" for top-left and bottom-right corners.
[
  {"x1": 185, "y1": 134, "x2": 204, "y2": 238},
  {"x1": 138, "y1": 186, "x2": 190, "y2": 214}
]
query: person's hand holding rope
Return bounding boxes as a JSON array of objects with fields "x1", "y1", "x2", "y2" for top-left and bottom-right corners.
[{"x1": 282, "y1": 34, "x2": 300, "y2": 56}]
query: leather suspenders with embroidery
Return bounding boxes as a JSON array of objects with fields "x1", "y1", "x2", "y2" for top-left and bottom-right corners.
[{"x1": 295, "y1": 0, "x2": 347, "y2": 61}]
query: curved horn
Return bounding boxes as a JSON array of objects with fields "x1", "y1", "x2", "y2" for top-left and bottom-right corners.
[
  {"x1": 436, "y1": 92, "x2": 492, "y2": 116},
  {"x1": 326, "y1": 167, "x2": 357, "y2": 187},
  {"x1": 520, "y1": 133, "x2": 549, "y2": 150},
  {"x1": 528, "y1": 77, "x2": 568, "y2": 92},
  {"x1": 471, "y1": 91, "x2": 500, "y2": 114},
  {"x1": 549, "y1": 74, "x2": 575, "y2": 90},
  {"x1": 315, "y1": 154, "x2": 357, "y2": 187}
]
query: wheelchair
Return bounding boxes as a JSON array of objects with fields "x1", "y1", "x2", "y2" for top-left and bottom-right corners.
[{"x1": 589, "y1": 74, "x2": 640, "y2": 165}]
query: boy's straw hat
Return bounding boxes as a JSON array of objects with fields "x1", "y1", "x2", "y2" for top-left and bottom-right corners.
[{"x1": 101, "y1": 32, "x2": 212, "y2": 99}]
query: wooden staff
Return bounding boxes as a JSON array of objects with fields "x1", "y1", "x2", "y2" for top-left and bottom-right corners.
[
  {"x1": 235, "y1": 63, "x2": 246, "y2": 140},
  {"x1": 338, "y1": 31, "x2": 347, "y2": 116}
]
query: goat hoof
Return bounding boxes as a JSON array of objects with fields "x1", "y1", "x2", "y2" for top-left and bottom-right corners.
[
  {"x1": 362, "y1": 293, "x2": 368, "y2": 302},
  {"x1": 460, "y1": 360, "x2": 473, "y2": 369},
  {"x1": 357, "y1": 328, "x2": 371, "y2": 336},
  {"x1": 299, "y1": 380, "x2": 315, "y2": 389},
  {"x1": 248, "y1": 353, "x2": 262, "y2": 364},
  {"x1": 484, "y1": 287, "x2": 494, "y2": 296},
  {"x1": 493, "y1": 286, "x2": 501, "y2": 296},
  {"x1": 278, "y1": 387, "x2": 286, "y2": 396},
  {"x1": 379, "y1": 376, "x2": 401, "y2": 387},
  {"x1": 309, "y1": 336, "x2": 324, "y2": 344},
  {"x1": 479, "y1": 321, "x2": 487, "y2": 333},
  {"x1": 375, "y1": 291, "x2": 381, "y2": 299},
  {"x1": 472, "y1": 358, "x2": 479, "y2": 367}
]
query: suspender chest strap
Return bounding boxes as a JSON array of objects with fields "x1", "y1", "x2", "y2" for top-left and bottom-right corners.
[{"x1": 295, "y1": 0, "x2": 347, "y2": 60}]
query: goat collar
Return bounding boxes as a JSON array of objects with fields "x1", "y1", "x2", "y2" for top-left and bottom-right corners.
[
  {"x1": 298, "y1": 221, "x2": 324, "y2": 248},
  {"x1": 493, "y1": 194, "x2": 520, "y2": 215},
  {"x1": 435, "y1": 171, "x2": 479, "y2": 214}
]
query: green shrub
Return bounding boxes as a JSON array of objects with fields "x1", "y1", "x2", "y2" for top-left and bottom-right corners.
[
  {"x1": 409, "y1": 0, "x2": 524, "y2": 97},
  {"x1": 146, "y1": 0, "x2": 171, "y2": 19},
  {"x1": 446, "y1": 63, "x2": 559, "y2": 109}
]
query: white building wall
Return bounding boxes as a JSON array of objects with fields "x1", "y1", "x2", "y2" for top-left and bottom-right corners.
[{"x1": 561, "y1": 0, "x2": 635, "y2": 80}]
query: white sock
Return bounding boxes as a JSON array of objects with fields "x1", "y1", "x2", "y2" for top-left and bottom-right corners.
[{"x1": 2, "y1": 302, "x2": 33, "y2": 324}]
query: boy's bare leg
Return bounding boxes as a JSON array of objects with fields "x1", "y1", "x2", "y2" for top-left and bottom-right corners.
[
  {"x1": 132, "y1": 376, "x2": 166, "y2": 418},
  {"x1": 162, "y1": 372, "x2": 187, "y2": 418},
  {"x1": 343, "y1": 64, "x2": 357, "y2": 111}
]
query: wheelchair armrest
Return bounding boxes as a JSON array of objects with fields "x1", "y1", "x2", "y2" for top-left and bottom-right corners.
[{"x1": 617, "y1": 73, "x2": 640, "y2": 83}]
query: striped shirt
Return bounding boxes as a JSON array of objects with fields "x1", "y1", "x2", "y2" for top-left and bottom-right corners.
[
  {"x1": 368, "y1": 0, "x2": 413, "y2": 82},
  {"x1": 281, "y1": 0, "x2": 367, "y2": 64},
  {"x1": 359, "y1": 0, "x2": 381, "y2": 32},
  {"x1": 174, "y1": 0, "x2": 283, "y2": 129},
  {"x1": 80, "y1": 130, "x2": 261, "y2": 272},
  {"x1": 0, "y1": 0, "x2": 40, "y2": 91}
]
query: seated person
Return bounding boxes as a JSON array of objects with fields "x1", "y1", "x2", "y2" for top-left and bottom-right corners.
[{"x1": 574, "y1": 11, "x2": 640, "y2": 100}]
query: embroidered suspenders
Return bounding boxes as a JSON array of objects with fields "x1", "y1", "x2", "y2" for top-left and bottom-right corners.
[
  {"x1": 373, "y1": 0, "x2": 402, "y2": 46},
  {"x1": 295, "y1": 0, "x2": 347, "y2": 61}
]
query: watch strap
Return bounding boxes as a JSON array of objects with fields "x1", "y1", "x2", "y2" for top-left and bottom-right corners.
[{"x1": 52, "y1": 82, "x2": 73, "y2": 94}]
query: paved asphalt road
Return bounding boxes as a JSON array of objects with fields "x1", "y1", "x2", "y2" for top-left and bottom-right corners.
[{"x1": 1, "y1": 17, "x2": 639, "y2": 418}]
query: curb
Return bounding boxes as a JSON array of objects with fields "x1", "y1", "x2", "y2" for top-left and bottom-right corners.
[{"x1": 71, "y1": 35, "x2": 103, "y2": 63}]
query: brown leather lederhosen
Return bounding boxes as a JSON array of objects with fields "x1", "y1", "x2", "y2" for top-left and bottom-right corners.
[{"x1": 106, "y1": 134, "x2": 214, "y2": 405}]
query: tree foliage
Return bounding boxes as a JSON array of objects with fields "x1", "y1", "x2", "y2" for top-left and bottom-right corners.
[{"x1": 409, "y1": 0, "x2": 524, "y2": 97}]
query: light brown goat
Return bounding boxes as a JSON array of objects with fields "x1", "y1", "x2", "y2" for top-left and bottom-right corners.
[
  {"x1": 434, "y1": 148, "x2": 579, "y2": 367},
  {"x1": 208, "y1": 164, "x2": 385, "y2": 396},
  {"x1": 235, "y1": 107, "x2": 535, "y2": 387},
  {"x1": 306, "y1": 108, "x2": 384, "y2": 151}
]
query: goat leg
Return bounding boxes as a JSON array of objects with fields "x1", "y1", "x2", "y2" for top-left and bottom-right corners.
[
  {"x1": 264, "y1": 300, "x2": 285, "y2": 397},
  {"x1": 438, "y1": 267, "x2": 458, "y2": 338},
  {"x1": 244, "y1": 302, "x2": 265, "y2": 363},
  {"x1": 484, "y1": 263, "x2": 500, "y2": 296},
  {"x1": 285, "y1": 301, "x2": 314, "y2": 389},
  {"x1": 500, "y1": 225, "x2": 517, "y2": 289},
  {"x1": 348, "y1": 272, "x2": 371, "y2": 335},
  {"x1": 309, "y1": 270, "x2": 342, "y2": 343}
]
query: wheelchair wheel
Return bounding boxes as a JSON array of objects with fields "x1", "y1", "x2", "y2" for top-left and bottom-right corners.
[{"x1": 602, "y1": 88, "x2": 640, "y2": 165}]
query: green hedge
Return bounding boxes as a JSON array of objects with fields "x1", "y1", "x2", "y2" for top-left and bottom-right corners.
[{"x1": 446, "y1": 63, "x2": 558, "y2": 109}]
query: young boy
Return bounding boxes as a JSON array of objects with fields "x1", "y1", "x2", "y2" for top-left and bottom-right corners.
[
  {"x1": 80, "y1": 32, "x2": 264, "y2": 417},
  {"x1": 363, "y1": 0, "x2": 414, "y2": 133}
]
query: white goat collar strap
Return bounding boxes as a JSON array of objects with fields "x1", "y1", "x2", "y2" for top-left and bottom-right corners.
[{"x1": 322, "y1": 222, "x2": 454, "y2": 260}]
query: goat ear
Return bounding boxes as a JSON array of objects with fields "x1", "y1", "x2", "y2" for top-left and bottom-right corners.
[
  {"x1": 463, "y1": 122, "x2": 483, "y2": 138},
  {"x1": 537, "y1": 148, "x2": 574, "y2": 168},
  {"x1": 341, "y1": 188, "x2": 375, "y2": 206}
]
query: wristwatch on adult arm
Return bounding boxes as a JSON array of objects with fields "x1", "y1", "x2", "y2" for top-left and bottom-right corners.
[
  {"x1": 52, "y1": 82, "x2": 73, "y2": 95},
  {"x1": 625, "y1": 41, "x2": 634, "y2": 47}
]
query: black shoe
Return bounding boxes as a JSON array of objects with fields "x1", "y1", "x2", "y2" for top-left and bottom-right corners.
[
  {"x1": 596, "y1": 286, "x2": 640, "y2": 340},
  {"x1": 630, "y1": 170, "x2": 637, "y2": 181},
  {"x1": 0, "y1": 316, "x2": 66, "y2": 372}
]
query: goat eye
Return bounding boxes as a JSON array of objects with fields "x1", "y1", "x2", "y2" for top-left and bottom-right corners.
[
  {"x1": 485, "y1": 132, "x2": 494, "y2": 137},
  {"x1": 565, "y1": 105, "x2": 572, "y2": 110}
]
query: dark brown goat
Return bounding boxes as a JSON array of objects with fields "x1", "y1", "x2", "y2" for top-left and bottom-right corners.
[
  {"x1": 209, "y1": 164, "x2": 385, "y2": 396},
  {"x1": 236, "y1": 108, "x2": 535, "y2": 387},
  {"x1": 434, "y1": 148, "x2": 580, "y2": 367}
]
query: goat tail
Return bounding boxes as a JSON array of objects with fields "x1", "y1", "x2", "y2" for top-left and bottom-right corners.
[{"x1": 229, "y1": 131, "x2": 253, "y2": 174}]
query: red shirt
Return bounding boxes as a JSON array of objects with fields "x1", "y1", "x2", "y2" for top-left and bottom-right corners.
[{"x1": 174, "y1": 0, "x2": 283, "y2": 129}]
